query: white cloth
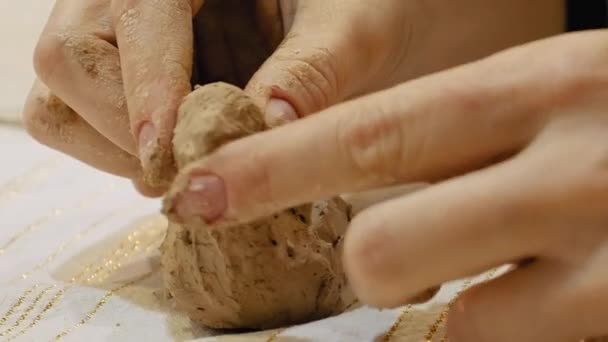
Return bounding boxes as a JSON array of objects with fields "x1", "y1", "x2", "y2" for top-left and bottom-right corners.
[
  {"x1": 0, "y1": 126, "x2": 497, "y2": 342},
  {"x1": 0, "y1": 1, "x2": 54, "y2": 122}
]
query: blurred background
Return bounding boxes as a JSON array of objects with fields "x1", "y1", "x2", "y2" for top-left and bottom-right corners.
[{"x1": 0, "y1": 1, "x2": 53, "y2": 121}]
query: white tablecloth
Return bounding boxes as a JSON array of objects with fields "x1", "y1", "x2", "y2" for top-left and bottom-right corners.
[{"x1": 0, "y1": 125, "x2": 498, "y2": 342}]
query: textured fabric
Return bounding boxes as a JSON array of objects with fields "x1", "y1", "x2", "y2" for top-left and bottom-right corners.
[{"x1": 0, "y1": 125, "x2": 500, "y2": 341}]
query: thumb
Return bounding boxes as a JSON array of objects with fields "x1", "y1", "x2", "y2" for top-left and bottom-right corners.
[{"x1": 246, "y1": 1, "x2": 401, "y2": 127}]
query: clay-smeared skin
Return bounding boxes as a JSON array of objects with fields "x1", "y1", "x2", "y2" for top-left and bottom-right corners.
[{"x1": 161, "y1": 83, "x2": 355, "y2": 329}]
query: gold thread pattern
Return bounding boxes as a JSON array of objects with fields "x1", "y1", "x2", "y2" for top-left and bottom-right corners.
[
  {"x1": 424, "y1": 280, "x2": 474, "y2": 342},
  {"x1": 0, "y1": 184, "x2": 116, "y2": 257},
  {"x1": 17, "y1": 203, "x2": 145, "y2": 282},
  {"x1": 0, "y1": 285, "x2": 39, "y2": 328},
  {"x1": 5, "y1": 287, "x2": 68, "y2": 341},
  {"x1": 0, "y1": 285, "x2": 55, "y2": 337},
  {"x1": 48, "y1": 216, "x2": 166, "y2": 341},
  {"x1": 381, "y1": 304, "x2": 414, "y2": 342},
  {"x1": 70, "y1": 215, "x2": 166, "y2": 285},
  {"x1": 382, "y1": 269, "x2": 500, "y2": 342},
  {"x1": 53, "y1": 273, "x2": 153, "y2": 341},
  {"x1": 0, "y1": 158, "x2": 59, "y2": 208},
  {"x1": 0, "y1": 215, "x2": 165, "y2": 341}
]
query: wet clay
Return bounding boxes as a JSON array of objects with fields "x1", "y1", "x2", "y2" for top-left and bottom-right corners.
[{"x1": 160, "y1": 83, "x2": 355, "y2": 329}]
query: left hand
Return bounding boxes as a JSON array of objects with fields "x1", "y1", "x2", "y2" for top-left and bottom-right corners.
[{"x1": 165, "y1": 29, "x2": 608, "y2": 341}]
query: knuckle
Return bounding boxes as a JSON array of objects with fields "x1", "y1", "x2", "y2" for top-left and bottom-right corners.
[
  {"x1": 343, "y1": 214, "x2": 390, "y2": 294},
  {"x1": 336, "y1": 101, "x2": 407, "y2": 184},
  {"x1": 23, "y1": 91, "x2": 79, "y2": 145},
  {"x1": 34, "y1": 28, "x2": 105, "y2": 84},
  {"x1": 272, "y1": 42, "x2": 341, "y2": 114},
  {"x1": 33, "y1": 32, "x2": 66, "y2": 83},
  {"x1": 344, "y1": 212, "x2": 422, "y2": 307},
  {"x1": 546, "y1": 36, "x2": 608, "y2": 108}
]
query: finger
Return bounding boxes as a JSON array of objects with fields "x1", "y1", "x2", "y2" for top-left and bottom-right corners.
[
  {"x1": 447, "y1": 261, "x2": 607, "y2": 342},
  {"x1": 23, "y1": 80, "x2": 142, "y2": 179},
  {"x1": 342, "y1": 155, "x2": 556, "y2": 308},
  {"x1": 111, "y1": 0, "x2": 203, "y2": 186},
  {"x1": 164, "y1": 30, "x2": 608, "y2": 225},
  {"x1": 245, "y1": 0, "x2": 412, "y2": 126},
  {"x1": 132, "y1": 178, "x2": 165, "y2": 198},
  {"x1": 34, "y1": 0, "x2": 135, "y2": 154},
  {"x1": 165, "y1": 42, "x2": 558, "y2": 224}
]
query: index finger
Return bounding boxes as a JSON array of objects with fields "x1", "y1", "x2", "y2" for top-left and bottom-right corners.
[
  {"x1": 166, "y1": 31, "x2": 603, "y2": 224},
  {"x1": 111, "y1": 0, "x2": 203, "y2": 187}
]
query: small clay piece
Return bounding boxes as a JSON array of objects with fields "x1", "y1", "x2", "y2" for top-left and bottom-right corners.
[{"x1": 161, "y1": 83, "x2": 355, "y2": 329}]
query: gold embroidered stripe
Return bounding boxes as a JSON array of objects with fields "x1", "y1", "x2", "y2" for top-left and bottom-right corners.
[
  {"x1": 381, "y1": 304, "x2": 414, "y2": 342},
  {"x1": 0, "y1": 184, "x2": 115, "y2": 257},
  {"x1": 4, "y1": 215, "x2": 164, "y2": 341},
  {"x1": 70, "y1": 215, "x2": 166, "y2": 285},
  {"x1": 53, "y1": 273, "x2": 152, "y2": 341},
  {"x1": 17, "y1": 202, "x2": 145, "y2": 282},
  {"x1": 0, "y1": 285, "x2": 39, "y2": 328},
  {"x1": 6, "y1": 287, "x2": 68, "y2": 342},
  {"x1": 0, "y1": 158, "x2": 59, "y2": 209},
  {"x1": 50, "y1": 216, "x2": 165, "y2": 340},
  {"x1": 0, "y1": 285, "x2": 55, "y2": 338}
]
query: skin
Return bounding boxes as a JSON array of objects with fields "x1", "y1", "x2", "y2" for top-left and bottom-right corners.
[
  {"x1": 24, "y1": 0, "x2": 608, "y2": 340},
  {"x1": 23, "y1": 0, "x2": 560, "y2": 192},
  {"x1": 167, "y1": 29, "x2": 608, "y2": 341}
]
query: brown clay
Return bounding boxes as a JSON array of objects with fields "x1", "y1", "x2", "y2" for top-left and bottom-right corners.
[{"x1": 160, "y1": 82, "x2": 355, "y2": 329}]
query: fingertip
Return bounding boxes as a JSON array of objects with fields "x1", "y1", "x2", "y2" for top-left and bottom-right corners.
[
  {"x1": 344, "y1": 208, "x2": 441, "y2": 308},
  {"x1": 132, "y1": 178, "x2": 166, "y2": 198},
  {"x1": 343, "y1": 212, "x2": 412, "y2": 308}
]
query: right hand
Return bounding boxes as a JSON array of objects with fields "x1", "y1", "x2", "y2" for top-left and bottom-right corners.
[{"x1": 22, "y1": 0, "x2": 562, "y2": 196}]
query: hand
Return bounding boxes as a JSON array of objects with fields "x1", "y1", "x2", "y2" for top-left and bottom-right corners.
[
  {"x1": 23, "y1": 0, "x2": 561, "y2": 194},
  {"x1": 165, "y1": 29, "x2": 608, "y2": 341},
  {"x1": 21, "y1": 0, "x2": 206, "y2": 195}
]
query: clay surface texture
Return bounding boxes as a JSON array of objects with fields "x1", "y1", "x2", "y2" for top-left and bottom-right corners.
[{"x1": 161, "y1": 82, "x2": 354, "y2": 329}]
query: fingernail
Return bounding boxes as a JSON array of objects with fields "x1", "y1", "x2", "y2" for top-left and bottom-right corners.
[
  {"x1": 138, "y1": 121, "x2": 157, "y2": 167},
  {"x1": 265, "y1": 98, "x2": 298, "y2": 127},
  {"x1": 175, "y1": 174, "x2": 227, "y2": 222}
]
